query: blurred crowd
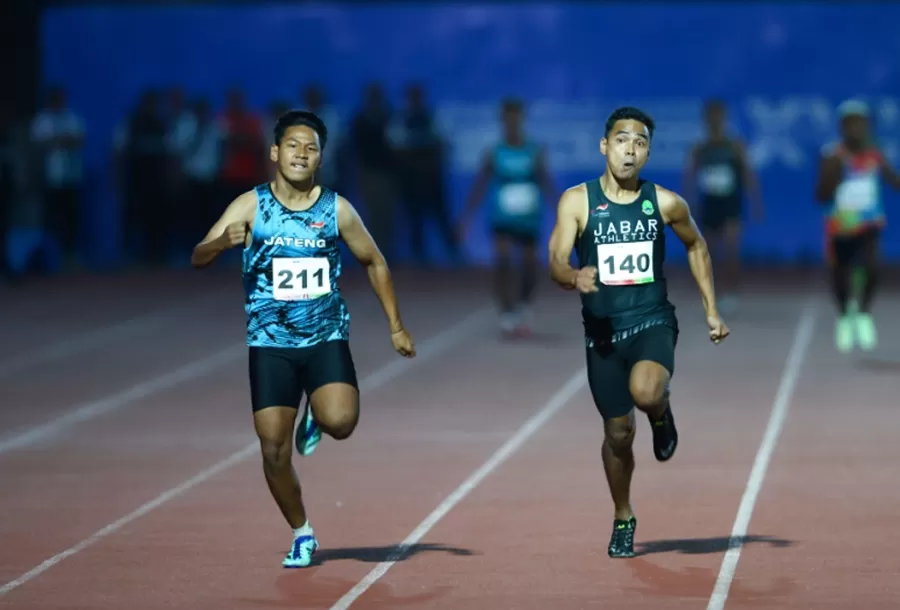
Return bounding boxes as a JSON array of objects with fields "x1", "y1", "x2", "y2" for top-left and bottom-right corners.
[{"x1": 0, "y1": 81, "x2": 464, "y2": 281}]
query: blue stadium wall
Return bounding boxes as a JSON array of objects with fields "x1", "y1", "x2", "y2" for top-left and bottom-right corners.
[{"x1": 42, "y1": 3, "x2": 900, "y2": 267}]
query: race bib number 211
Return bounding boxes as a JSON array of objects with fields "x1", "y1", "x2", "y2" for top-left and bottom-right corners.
[{"x1": 272, "y1": 257, "x2": 331, "y2": 301}]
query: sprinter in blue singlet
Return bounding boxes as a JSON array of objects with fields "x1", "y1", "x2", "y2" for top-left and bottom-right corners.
[
  {"x1": 458, "y1": 98, "x2": 557, "y2": 338},
  {"x1": 191, "y1": 110, "x2": 416, "y2": 569},
  {"x1": 242, "y1": 185, "x2": 349, "y2": 348}
]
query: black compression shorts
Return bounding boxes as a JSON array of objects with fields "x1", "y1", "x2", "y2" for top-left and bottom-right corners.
[
  {"x1": 585, "y1": 324, "x2": 677, "y2": 421},
  {"x1": 248, "y1": 340, "x2": 358, "y2": 412},
  {"x1": 827, "y1": 226, "x2": 881, "y2": 267},
  {"x1": 492, "y1": 225, "x2": 538, "y2": 247},
  {"x1": 699, "y1": 196, "x2": 742, "y2": 232}
]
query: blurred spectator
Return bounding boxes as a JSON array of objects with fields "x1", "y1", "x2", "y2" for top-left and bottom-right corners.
[
  {"x1": 266, "y1": 100, "x2": 291, "y2": 180},
  {"x1": 30, "y1": 86, "x2": 85, "y2": 267},
  {"x1": 267, "y1": 100, "x2": 291, "y2": 150},
  {"x1": 350, "y1": 83, "x2": 396, "y2": 261},
  {"x1": 165, "y1": 87, "x2": 196, "y2": 249},
  {"x1": 5, "y1": 109, "x2": 52, "y2": 279},
  {"x1": 219, "y1": 88, "x2": 266, "y2": 202},
  {"x1": 165, "y1": 87, "x2": 193, "y2": 167},
  {"x1": 0, "y1": 105, "x2": 11, "y2": 276},
  {"x1": 171, "y1": 98, "x2": 223, "y2": 251},
  {"x1": 165, "y1": 87, "x2": 191, "y2": 141},
  {"x1": 390, "y1": 82, "x2": 461, "y2": 266},
  {"x1": 302, "y1": 84, "x2": 343, "y2": 192},
  {"x1": 114, "y1": 90, "x2": 170, "y2": 265}
]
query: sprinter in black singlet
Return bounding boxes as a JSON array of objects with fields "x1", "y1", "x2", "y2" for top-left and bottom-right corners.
[
  {"x1": 684, "y1": 100, "x2": 764, "y2": 313},
  {"x1": 548, "y1": 106, "x2": 729, "y2": 558}
]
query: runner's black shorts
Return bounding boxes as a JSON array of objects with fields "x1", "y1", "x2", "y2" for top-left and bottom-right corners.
[
  {"x1": 492, "y1": 224, "x2": 538, "y2": 247},
  {"x1": 585, "y1": 324, "x2": 678, "y2": 421},
  {"x1": 699, "y1": 195, "x2": 742, "y2": 232},
  {"x1": 248, "y1": 340, "x2": 358, "y2": 412},
  {"x1": 827, "y1": 225, "x2": 881, "y2": 267}
]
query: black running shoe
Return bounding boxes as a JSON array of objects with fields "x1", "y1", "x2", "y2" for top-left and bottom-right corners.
[
  {"x1": 649, "y1": 405, "x2": 678, "y2": 462},
  {"x1": 608, "y1": 516, "x2": 637, "y2": 558}
]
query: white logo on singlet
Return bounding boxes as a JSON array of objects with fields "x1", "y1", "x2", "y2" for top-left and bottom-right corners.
[
  {"x1": 591, "y1": 219, "x2": 659, "y2": 286},
  {"x1": 264, "y1": 236, "x2": 327, "y2": 248},
  {"x1": 592, "y1": 218, "x2": 659, "y2": 244}
]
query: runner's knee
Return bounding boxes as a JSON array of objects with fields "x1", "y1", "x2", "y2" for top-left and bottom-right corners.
[
  {"x1": 629, "y1": 364, "x2": 668, "y2": 409},
  {"x1": 258, "y1": 433, "x2": 292, "y2": 471},
  {"x1": 311, "y1": 384, "x2": 360, "y2": 440},
  {"x1": 254, "y1": 407, "x2": 295, "y2": 470},
  {"x1": 318, "y1": 406, "x2": 358, "y2": 440},
  {"x1": 604, "y1": 416, "x2": 636, "y2": 453}
]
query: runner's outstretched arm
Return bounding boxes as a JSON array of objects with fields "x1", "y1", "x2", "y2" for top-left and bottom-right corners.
[
  {"x1": 337, "y1": 196, "x2": 415, "y2": 357},
  {"x1": 658, "y1": 186, "x2": 729, "y2": 343}
]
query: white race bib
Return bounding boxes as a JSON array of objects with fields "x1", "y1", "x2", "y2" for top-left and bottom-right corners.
[
  {"x1": 698, "y1": 165, "x2": 736, "y2": 197},
  {"x1": 835, "y1": 175, "x2": 878, "y2": 212},
  {"x1": 498, "y1": 183, "x2": 539, "y2": 215},
  {"x1": 272, "y1": 257, "x2": 331, "y2": 301},
  {"x1": 597, "y1": 241, "x2": 655, "y2": 286}
]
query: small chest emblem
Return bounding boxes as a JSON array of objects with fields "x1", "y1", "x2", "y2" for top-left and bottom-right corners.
[{"x1": 641, "y1": 200, "x2": 654, "y2": 216}]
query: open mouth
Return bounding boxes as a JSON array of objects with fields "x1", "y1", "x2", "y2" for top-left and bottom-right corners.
[{"x1": 290, "y1": 163, "x2": 308, "y2": 170}]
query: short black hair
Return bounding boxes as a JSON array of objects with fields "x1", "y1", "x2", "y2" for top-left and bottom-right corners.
[
  {"x1": 273, "y1": 109, "x2": 328, "y2": 149},
  {"x1": 604, "y1": 106, "x2": 655, "y2": 140},
  {"x1": 501, "y1": 97, "x2": 524, "y2": 114},
  {"x1": 704, "y1": 98, "x2": 727, "y2": 113}
]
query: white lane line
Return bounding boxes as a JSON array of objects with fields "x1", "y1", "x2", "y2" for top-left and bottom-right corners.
[
  {"x1": 706, "y1": 303, "x2": 817, "y2": 610},
  {"x1": 0, "y1": 345, "x2": 245, "y2": 455},
  {"x1": 0, "y1": 307, "x2": 492, "y2": 597},
  {"x1": 330, "y1": 370, "x2": 588, "y2": 610},
  {"x1": 0, "y1": 292, "x2": 229, "y2": 378}
]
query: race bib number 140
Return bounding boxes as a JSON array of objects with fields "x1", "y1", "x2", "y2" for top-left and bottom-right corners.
[
  {"x1": 272, "y1": 257, "x2": 331, "y2": 301},
  {"x1": 597, "y1": 241, "x2": 655, "y2": 286}
]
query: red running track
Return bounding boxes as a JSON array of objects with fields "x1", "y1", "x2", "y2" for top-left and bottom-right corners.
[{"x1": 0, "y1": 267, "x2": 897, "y2": 609}]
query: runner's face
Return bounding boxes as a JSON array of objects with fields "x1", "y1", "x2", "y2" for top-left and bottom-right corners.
[
  {"x1": 503, "y1": 108, "x2": 523, "y2": 138},
  {"x1": 841, "y1": 115, "x2": 869, "y2": 147},
  {"x1": 705, "y1": 105, "x2": 725, "y2": 133},
  {"x1": 601, "y1": 119, "x2": 651, "y2": 179},
  {"x1": 271, "y1": 125, "x2": 321, "y2": 181}
]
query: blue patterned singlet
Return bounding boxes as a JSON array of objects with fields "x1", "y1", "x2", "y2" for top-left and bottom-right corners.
[
  {"x1": 489, "y1": 141, "x2": 543, "y2": 233},
  {"x1": 242, "y1": 184, "x2": 350, "y2": 348}
]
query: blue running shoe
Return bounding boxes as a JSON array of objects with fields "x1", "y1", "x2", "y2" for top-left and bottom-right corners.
[
  {"x1": 294, "y1": 398, "x2": 321, "y2": 457},
  {"x1": 282, "y1": 533, "x2": 319, "y2": 568}
]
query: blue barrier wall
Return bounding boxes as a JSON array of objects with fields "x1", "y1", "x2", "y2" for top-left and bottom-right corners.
[{"x1": 42, "y1": 3, "x2": 900, "y2": 267}]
